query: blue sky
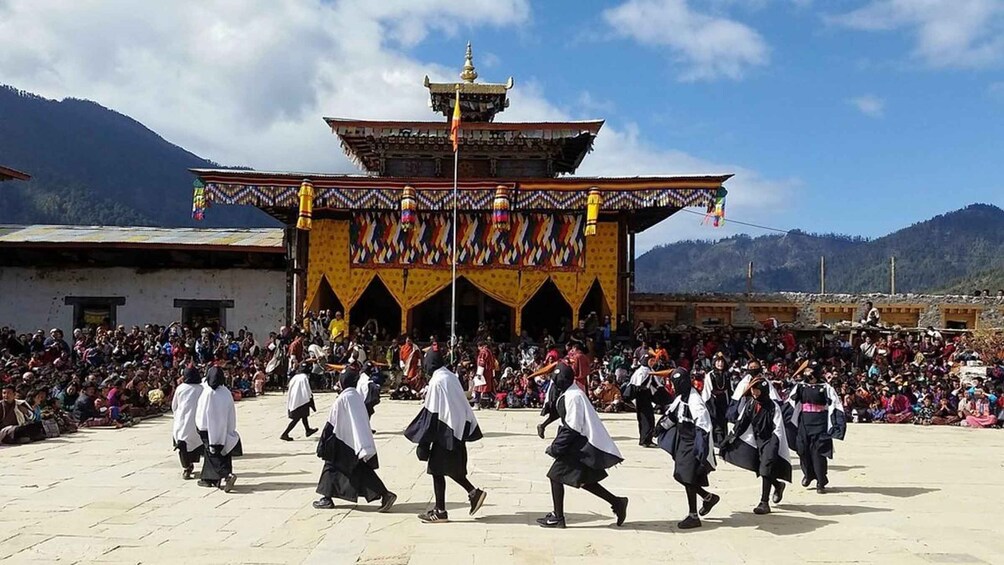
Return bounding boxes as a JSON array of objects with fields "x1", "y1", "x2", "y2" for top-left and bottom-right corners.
[
  {"x1": 1, "y1": 0, "x2": 1002, "y2": 250},
  {"x1": 414, "y1": 1, "x2": 1004, "y2": 243}
]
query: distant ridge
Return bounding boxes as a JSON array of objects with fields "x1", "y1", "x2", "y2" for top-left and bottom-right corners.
[
  {"x1": 636, "y1": 203, "x2": 1004, "y2": 295},
  {"x1": 0, "y1": 85, "x2": 274, "y2": 228}
]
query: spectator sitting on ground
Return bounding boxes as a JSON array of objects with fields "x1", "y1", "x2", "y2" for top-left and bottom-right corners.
[{"x1": 1, "y1": 383, "x2": 45, "y2": 444}]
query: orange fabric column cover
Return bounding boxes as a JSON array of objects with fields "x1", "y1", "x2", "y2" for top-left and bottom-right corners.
[
  {"x1": 463, "y1": 270, "x2": 521, "y2": 308},
  {"x1": 516, "y1": 272, "x2": 550, "y2": 306},
  {"x1": 589, "y1": 222, "x2": 619, "y2": 319}
]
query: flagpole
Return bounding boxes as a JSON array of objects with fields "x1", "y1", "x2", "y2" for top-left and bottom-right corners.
[{"x1": 450, "y1": 141, "x2": 459, "y2": 364}]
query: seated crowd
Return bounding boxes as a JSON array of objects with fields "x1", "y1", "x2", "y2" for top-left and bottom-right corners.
[{"x1": 4, "y1": 308, "x2": 1003, "y2": 447}]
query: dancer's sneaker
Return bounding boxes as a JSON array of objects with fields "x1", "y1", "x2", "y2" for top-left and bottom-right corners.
[
  {"x1": 222, "y1": 473, "x2": 237, "y2": 493},
  {"x1": 612, "y1": 497, "x2": 629, "y2": 527},
  {"x1": 312, "y1": 497, "x2": 335, "y2": 509},
  {"x1": 378, "y1": 492, "x2": 397, "y2": 513},
  {"x1": 279, "y1": 434, "x2": 293, "y2": 442},
  {"x1": 677, "y1": 515, "x2": 702, "y2": 529},
  {"x1": 801, "y1": 477, "x2": 813, "y2": 488},
  {"x1": 536, "y1": 512, "x2": 566, "y2": 528},
  {"x1": 418, "y1": 509, "x2": 448, "y2": 523},
  {"x1": 306, "y1": 427, "x2": 319, "y2": 438},
  {"x1": 468, "y1": 488, "x2": 487, "y2": 515},
  {"x1": 772, "y1": 482, "x2": 786, "y2": 504},
  {"x1": 699, "y1": 493, "x2": 720, "y2": 516},
  {"x1": 182, "y1": 465, "x2": 194, "y2": 480},
  {"x1": 753, "y1": 501, "x2": 771, "y2": 515}
]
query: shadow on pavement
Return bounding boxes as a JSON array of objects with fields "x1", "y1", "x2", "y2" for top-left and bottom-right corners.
[
  {"x1": 476, "y1": 511, "x2": 608, "y2": 526},
  {"x1": 628, "y1": 511, "x2": 838, "y2": 535},
  {"x1": 240, "y1": 452, "x2": 309, "y2": 460},
  {"x1": 782, "y1": 503, "x2": 892, "y2": 516},
  {"x1": 829, "y1": 486, "x2": 938, "y2": 498},
  {"x1": 357, "y1": 501, "x2": 467, "y2": 514},
  {"x1": 234, "y1": 481, "x2": 317, "y2": 493}
]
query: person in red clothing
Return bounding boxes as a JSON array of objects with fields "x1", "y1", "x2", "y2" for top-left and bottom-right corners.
[
  {"x1": 473, "y1": 341, "x2": 496, "y2": 410},
  {"x1": 566, "y1": 340, "x2": 590, "y2": 393}
]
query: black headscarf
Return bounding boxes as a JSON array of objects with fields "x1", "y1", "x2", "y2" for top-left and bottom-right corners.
[
  {"x1": 750, "y1": 377, "x2": 772, "y2": 406},
  {"x1": 339, "y1": 367, "x2": 360, "y2": 390},
  {"x1": 206, "y1": 366, "x2": 225, "y2": 390},
  {"x1": 550, "y1": 362, "x2": 575, "y2": 395},
  {"x1": 671, "y1": 367, "x2": 691, "y2": 399},
  {"x1": 183, "y1": 366, "x2": 202, "y2": 385},
  {"x1": 423, "y1": 351, "x2": 445, "y2": 374}
]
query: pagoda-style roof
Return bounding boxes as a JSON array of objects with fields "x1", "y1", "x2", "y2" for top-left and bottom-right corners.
[
  {"x1": 325, "y1": 118, "x2": 602, "y2": 175},
  {"x1": 0, "y1": 165, "x2": 30, "y2": 182},
  {"x1": 190, "y1": 168, "x2": 731, "y2": 231},
  {"x1": 424, "y1": 42, "x2": 513, "y2": 122}
]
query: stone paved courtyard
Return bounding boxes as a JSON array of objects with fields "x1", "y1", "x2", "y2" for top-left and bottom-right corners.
[{"x1": 1, "y1": 393, "x2": 1001, "y2": 564}]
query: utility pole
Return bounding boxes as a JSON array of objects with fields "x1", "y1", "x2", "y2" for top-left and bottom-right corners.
[
  {"x1": 890, "y1": 256, "x2": 896, "y2": 294},
  {"x1": 746, "y1": 261, "x2": 753, "y2": 294},
  {"x1": 820, "y1": 255, "x2": 826, "y2": 294}
]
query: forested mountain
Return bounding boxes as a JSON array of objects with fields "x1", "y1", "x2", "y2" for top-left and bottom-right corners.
[
  {"x1": 0, "y1": 85, "x2": 273, "y2": 227},
  {"x1": 636, "y1": 203, "x2": 1004, "y2": 294}
]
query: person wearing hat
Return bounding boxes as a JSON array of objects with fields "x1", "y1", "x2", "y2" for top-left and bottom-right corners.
[
  {"x1": 720, "y1": 377, "x2": 792, "y2": 515},
  {"x1": 404, "y1": 351, "x2": 487, "y2": 523},
  {"x1": 657, "y1": 368, "x2": 719, "y2": 530},
  {"x1": 313, "y1": 367, "x2": 397, "y2": 512},
  {"x1": 536, "y1": 362, "x2": 628, "y2": 528},
  {"x1": 281, "y1": 362, "x2": 318, "y2": 441}
]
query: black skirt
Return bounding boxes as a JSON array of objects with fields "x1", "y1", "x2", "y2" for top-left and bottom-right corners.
[
  {"x1": 796, "y1": 412, "x2": 834, "y2": 459},
  {"x1": 197, "y1": 430, "x2": 241, "y2": 482},
  {"x1": 288, "y1": 398, "x2": 315, "y2": 420},
  {"x1": 547, "y1": 458, "x2": 608, "y2": 488},
  {"x1": 316, "y1": 460, "x2": 385, "y2": 503},
  {"x1": 660, "y1": 423, "x2": 710, "y2": 487},
  {"x1": 427, "y1": 441, "x2": 468, "y2": 477},
  {"x1": 174, "y1": 439, "x2": 204, "y2": 466}
]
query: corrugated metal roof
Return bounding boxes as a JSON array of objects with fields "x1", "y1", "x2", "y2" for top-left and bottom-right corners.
[{"x1": 0, "y1": 225, "x2": 284, "y2": 251}]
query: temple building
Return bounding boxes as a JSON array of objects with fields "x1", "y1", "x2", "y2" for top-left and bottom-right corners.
[{"x1": 191, "y1": 45, "x2": 731, "y2": 341}]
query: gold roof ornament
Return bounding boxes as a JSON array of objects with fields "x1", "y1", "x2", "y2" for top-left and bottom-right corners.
[
  {"x1": 423, "y1": 42, "x2": 515, "y2": 121},
  {"x1": 460, "y1": 41, "x2": 478, "y2": 83}
]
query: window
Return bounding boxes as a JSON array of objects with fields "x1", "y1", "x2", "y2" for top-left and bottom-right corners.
[
  {"x1": 174, "y1": 299, "x2": 234, "y2": 332},
  {"x1": 64, "y1": 296, "x2": 125, "y2": 330}
]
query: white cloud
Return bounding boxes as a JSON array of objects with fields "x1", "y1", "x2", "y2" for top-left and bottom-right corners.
[
  {"x1": 602, "y1": 0, "x2": 770, "y2": 81},
  {"x1": 828, "y1": 0, "x2": 1004, "y2": 69},
  {"x1": 848, "y1": 94, "x2": 886, "y2": 117},
  {"x1": 0, "y1": 0, "x2": 789, "y2": 248}
]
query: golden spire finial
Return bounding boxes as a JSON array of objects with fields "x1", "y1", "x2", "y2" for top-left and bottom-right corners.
[{"x1": 460, "y1": 41, "x2": 478, "y2": 83}]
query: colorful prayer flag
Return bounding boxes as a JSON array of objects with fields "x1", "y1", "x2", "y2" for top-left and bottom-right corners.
[{"x1": 450, "y1": 89, "x2": 461, "y2": 152}]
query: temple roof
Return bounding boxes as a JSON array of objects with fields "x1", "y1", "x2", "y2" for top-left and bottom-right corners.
[
  {"x1": 190, "y1": 168, "x2": 731, "y2": 232},
  {"x1": 424, "y1": 42, "x2": 513, "y2": 122},
  {"x1": 0, "y1": 224, "x2": 282, "y2": 253},
  {"x1": 0, "y1": 165, "x2": 30, "y2": 182},
  {"x1": 325, "y1": 118, "x2": 603, "y2": 174}
]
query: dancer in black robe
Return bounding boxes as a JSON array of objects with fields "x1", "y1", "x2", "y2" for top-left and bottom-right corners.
[
  {"x1": 706, "y1": 353, "x2": 732, "y2": 445},
  {"x1": 280, "y1": 363, "x2": 317, "y2": 441},
  {"x1": 313, "y1": 367, "x2": 396, "y2": 511},
  {"x1": 627, "y1": 358, "x2": 672, "y2": 447},
  {"x1": 787, "y1": 372, "x2": 846, "y2": 493},
  {"x1": 171, "y1": 366, "x2": 204, "y2": 480},
  {"x1": 537, "y1": 363, "x2": 628, "y2": 528},
  {"x1": 404, "y1": 352, "x2": 487, "y2": 523},
  {"x1": 195, "y1": 366, "x2": 242, "y2": 491},
  {"x1": 658, "y1": 368, "x2": 719, "y2": 529},
  {"x1": 720, "y1": 377, "x2": 793, "y2": 514}
]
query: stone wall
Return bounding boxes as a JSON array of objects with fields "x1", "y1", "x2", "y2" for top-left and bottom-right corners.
[
  {"x1": 630, "y1": 292, "x2": 1004, "y2": 330},
  {"x1": 0, "y1": 267, "x2": 286, "y2": 338}
]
